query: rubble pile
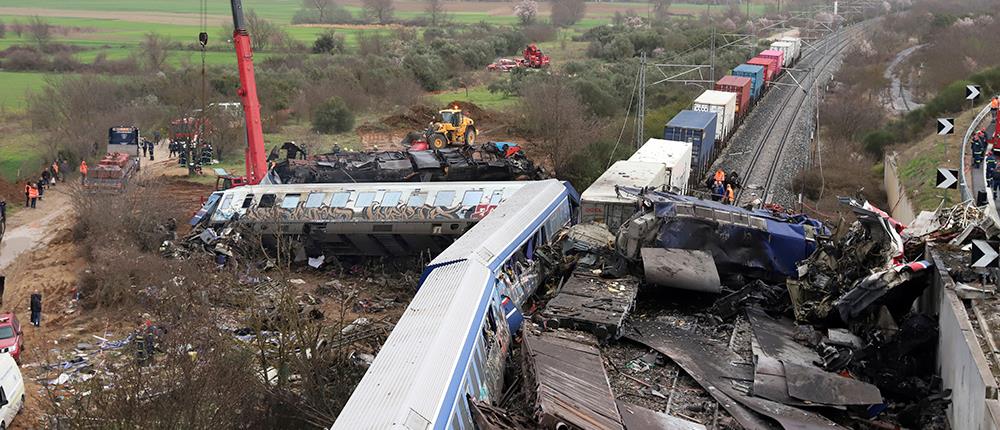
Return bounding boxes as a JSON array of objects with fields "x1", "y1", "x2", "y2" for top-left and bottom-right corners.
[{"x1": 496, "y1": 192, "x2": 990, "y2": 429}]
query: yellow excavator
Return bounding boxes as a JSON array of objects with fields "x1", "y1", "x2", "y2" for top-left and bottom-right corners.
[{"x1": 425, "y1": 107, "x2": 477, "y2": 149}]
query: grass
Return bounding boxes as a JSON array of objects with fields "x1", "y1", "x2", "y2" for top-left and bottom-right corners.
[
  {"x1": 0, "y1": 71, "x2": 55, "y2": 111},
  {"x1": 431, "y1": 86, "x2": 518, "y2": 110},
  {"x1": 896, "y1": 106, "x2": 976, "y2": 210},
  {"x1": 0, "y1": 119, "x2": 47, "y2": 181}
]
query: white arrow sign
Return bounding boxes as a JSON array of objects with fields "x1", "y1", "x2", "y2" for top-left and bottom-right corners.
[
  {"x1": 936, "y1": 168, "x2": 958, "y2": 189},
  {"x1": 968, "y1": 85, "x2": 981, "y2": 100},
  {"x1": 937, "y1": 118, "x2": 955, "y2": 135},
  {"x1": 972, "y1": 240, "x2": 999, "y2": 268}
]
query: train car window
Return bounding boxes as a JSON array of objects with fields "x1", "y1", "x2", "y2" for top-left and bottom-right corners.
[
  {"x1": 434, "y1": 191, "x2": 456, "y2": 207},
  {"x1": 381, "y1": 191, "x2": 402, "y2": 206},
  {"x1": 241, "y1": 194, "x2": 254, "y2": 209},
  {"x1": 305, "y1": 193, "x2": 326, "y2": 208},
  {"x1": 490, "y1": 190, "x2": 504, "y2": 205},
  {"x1": 219, "y1": 194, "x2": 233, "y2": 210},
  {"x1": 258, "y1": 194, "x2": 277, "y2": 208},
  {"x1": 407, "y1": 193, "x2": 427, "y2": 207},
  {"x1": 355, "y1": 192, "x2": 376, "y2": 208},
  {"x1": 280, "y1": 194, "x2": 300, "y2": 209},
  {"x1": 462, "y1": 190, "x2": 484, "y2": 206},
  {"x1": 330, "y1": 192, "x2": 350, "y2": 208}
]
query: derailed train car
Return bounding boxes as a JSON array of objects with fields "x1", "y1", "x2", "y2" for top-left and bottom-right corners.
[
  {"x1": 332, "y1": 180, "x2": 578, "y2": 430},
  {"x1": 617, "y1": 187, "x2": 828, "y2": 281},
  {"x1": 270, "y1": 143, "x2": 545, "y2": 184}
]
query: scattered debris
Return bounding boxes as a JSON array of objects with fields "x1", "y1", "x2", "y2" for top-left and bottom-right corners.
[
  {"x1": 617, "y1": 400, "x2": 707, "y2": 430},
  {"x1": 540, "y1": 273, "x2": 639, "y2": 341}
]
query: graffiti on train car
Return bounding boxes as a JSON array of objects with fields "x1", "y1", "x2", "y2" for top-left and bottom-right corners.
[{"x1": 243, "y1": 202, "x2": 500, "y2": 223}]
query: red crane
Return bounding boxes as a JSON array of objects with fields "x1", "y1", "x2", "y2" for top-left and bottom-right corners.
[{"x1": 230, "y1": 0, "x2": 268, "y2": 185}]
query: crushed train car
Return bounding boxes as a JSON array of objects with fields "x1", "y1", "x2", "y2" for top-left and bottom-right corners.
[
  {"x1": 617, "y1": 188, "x2": 828, "y2": 282},
  {"x1": 270, "y1": 143, "x2": 546, "y2": 184}
]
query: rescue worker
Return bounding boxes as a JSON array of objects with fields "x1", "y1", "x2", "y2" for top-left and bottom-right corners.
[
  {"x1": 79, "y1": 160, "x2": 88, "y2": 185},
  {"x1": 51, "y1": 161, "x2": 59, "y2": 184},
  {"x1": 711, "y1": 180, "x2": 725, "y2": 201},
  {"x1": 714, "y1": 169, "x2": 726, "y2": 184},
  {"x1": 987, "y1": 154, "x2": 997, "y2": 189},
  {"x1": 973, "y1": 133, "x2": 985, "y2": 168},
  {"x1": 726, "y1": 184, "x2": 735, "y2": 205},
  {"x1": 23, "y1": 182, "x2": 30, "y2": 208},
  {"x1": 36, "y1": 177, "x2": 45, "y2": 201},
  {"x1": 29, "y1": 291, "x2": 41, "y2": 327},
  {"x1": 141, "y1": 141, "x2": 148, "y2": 158},
  {"x1": 28, "y1": 183, "x2": 38, "y2": 208},
  {"x1": 59, "y1": 159, "x2": 68, "y2": 182},
  {"x1": 992, "y1": 96, "x2": 999, "y2": 120}
]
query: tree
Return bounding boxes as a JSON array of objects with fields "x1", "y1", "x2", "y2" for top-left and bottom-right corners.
[
  {"x1": 312, "y1": 30, "x2": 346, "y2": 54},
  {"x1": 551, "y1": 0, "x2": 585, "y2": 27},
  {"x1": 652, "y1": 0, "x2": 673, "y2": 20},
  {"x1": 312, "y1": 97, "x2": 355, "y2": 134},
  {"x1": 305, "y1": 0, "x2": 337, "y2": 23},
  {"x1": 139, "y1": 32, "x2": 171, "y2": 72},
  {"x1": 426, "y1": 0, "x2": 448, "y2": 27},
  {"x1": 518, "y1": 76, "x2": 600, "y2": 174},
  {"x1": 245, "y1": 9, "x2": 278, "y2": 51},
  {"x1": 362, "y1": 0, "x2": 395, "y2": 24},
  {"x1": 27, "y1": 15, "x2": 51, "y2": 48},
  {"x1": 514, "y1": 0, "x2": 539, "y2": 25}
]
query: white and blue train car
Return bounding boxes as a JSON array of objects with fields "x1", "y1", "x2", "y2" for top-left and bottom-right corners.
[{"x1": 332, "y1": 179, "x2": 578, "y2": 430}]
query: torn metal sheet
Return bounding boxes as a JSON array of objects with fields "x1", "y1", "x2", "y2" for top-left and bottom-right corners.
[
  {"x1": 752, "y1": 354, "x2": 809, "y2": 407},
  {"x1": 522, "y1": 330, "x2": 624, "y2": 430},
  {"x1": 629, "y1": 321, "x2": 847, "y2": 430},
  {"x1": 641, "y1": 248, "x2": 721, "y2": 293},
  {"x1": 833, "y1": 261, "x2": 932, "y2": 324},
  {"x1": 616, "y1": 400, "x2": 707, "y2": 430},
  {"x1": 746, "y1": 308, "x2": 822, "y2": 367},
  {"x1": 783, "y1": 362, "x2": 882, "y2": 406},
  {"x1": 540, "y1": 274, "x2": 639, "y2": 340},
  {"x1": 468, "y1": 397, "x2": 536, "y2": 430}
]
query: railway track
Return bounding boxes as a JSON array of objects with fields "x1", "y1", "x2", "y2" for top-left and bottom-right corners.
[{"x1": 736, "y1": 23, "x2": 868, "y2": 206}]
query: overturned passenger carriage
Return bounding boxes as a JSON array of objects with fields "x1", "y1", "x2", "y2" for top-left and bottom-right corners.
[{"x1": 195, "y1": 181, "x2": 532, "y2": 256}]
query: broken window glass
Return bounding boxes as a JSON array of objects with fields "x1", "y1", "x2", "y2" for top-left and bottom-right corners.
[
  {"x1": 407, "y1": 193, "x2": 427, "y2": 207},
  {"x1": 355, "y1": 192, "x2": 376, "y2": 208},
  {"x1": 259, "y1": 194, "x2": 276, "y2": 208},
  {"x1": 330, "y1": 192, "x2": 350, "y2": 208},
  {"x1": 281, "y1": 194, "x2": 300, "y2": 209},
  {"x1": 434, "y1": 191, "x2": 455, "y2": 207},
  {"x1": 382, "y1": 191, "x2": 402, "y2": 206},
  {"x1": 305, "y1": 193, "x2": 326, "y2": 208},
  {"x1": 241, "y1": 194, "x2": 254, "y2": 209},
  {"x1": 462, "y1": 190, "x2": 484, "y2": 206}
]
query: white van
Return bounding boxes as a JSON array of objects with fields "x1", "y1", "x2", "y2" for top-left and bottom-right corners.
[{"x1": 0, "y1": 353, "x2": 24, "y2": 429}]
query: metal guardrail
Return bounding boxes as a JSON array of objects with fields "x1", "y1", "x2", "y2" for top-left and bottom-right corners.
[{"x1": 960, "y1": 104, "x2": 1000, "y2": 225}]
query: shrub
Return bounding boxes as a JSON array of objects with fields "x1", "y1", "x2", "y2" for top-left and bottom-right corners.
[
  {"x1": 862, "y1": 129, "x2": 895, "y2": 158},
  {"x1": 312, "y1": 97, "x2": 355, "y2": 134},
  {"x1": 312, "y1": 30, "x2": 346, "y2": 54}
]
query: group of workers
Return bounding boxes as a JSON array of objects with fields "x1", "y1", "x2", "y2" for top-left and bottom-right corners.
[
  {"x1": 24, "y1": 159, "x2": 69, "y2": 209},
  {"x1": 708, "y1": 169, "x2": 739, "y2": 204},
  {"x1": 973, "y1": 125, "x2": 1000, "y2": 193}
]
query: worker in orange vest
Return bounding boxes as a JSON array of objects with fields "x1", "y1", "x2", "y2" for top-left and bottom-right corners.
[
  {"x1": 992, "y1": 96, "x2": 999, "y2": 120},
  {"x1": 51, "y1": 161, "x2": 59, "y2": 184},
  {"x1": 726, "y1": 184, "x2": 735, "y2": 205},
  {"x1": 27, "y1": 183, "x2": 38, "y2": 209},
  {"x1": 714, "y1": 169, "x2": 726, "y2": 183},
  {"x1": 79, "y1": 160, "x2": 88, "y2": 185}
]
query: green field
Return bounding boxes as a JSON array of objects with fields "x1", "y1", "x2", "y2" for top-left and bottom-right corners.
[
  {"x1": 0, "y1": 71, "x2": 52, "y2": 112},
  {"x1": 431, "y1": 86, "x2": 518, "y2": 110}
]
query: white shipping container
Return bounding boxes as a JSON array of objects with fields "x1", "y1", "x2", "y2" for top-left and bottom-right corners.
[
  {"x1": 581, "y1": 160, "x2": 669, "y2": 231},
  {"x1": 770, "y1": 41, "x2": 795, "y2": 66},
  {"x1": 693, "y1": 90, "x2": 736, "y2": 140},
  {"x1": 628, "y1": 138, "x2": 692, "y2": 195},
  {"x1": 779, "y1": 37, "x2": 802, "y2": 61}
]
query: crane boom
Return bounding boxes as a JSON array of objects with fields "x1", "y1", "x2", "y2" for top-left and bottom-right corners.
[{"x1": 230, "y1": 0, "x2": 268, "y2": 185}]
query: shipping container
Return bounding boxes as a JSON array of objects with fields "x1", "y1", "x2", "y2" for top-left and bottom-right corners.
[
  {"x1": 733, "y1": 64, "x2": 765, "y2": 101},
  {"x1": 628, "y1": 138, "x2": 692, "y2": 195},
  {"x1": 758, "y1": 50, "x2": 785, "y2": 76},
  {"x1": 581, "y1": 160, "x2": 670, "y2": 231},
  {"x1": 747, "y1": 57, "x2": 778, "y2": 84},
  {"x1": 714, "y1": 76, "x2": 752, "y2": 118},
  {"x1": 664, "y1": 110, "x2": 717, "y2": 175},
  {"x1": 769, "y1": 41, "x2": 795, "y2": 67},
  {"x1": 779, "y1": 36, "x2": 802, "y2": 62},
  {"x1": 693, "y1": 90, "x2": 737, "y2": 141}
]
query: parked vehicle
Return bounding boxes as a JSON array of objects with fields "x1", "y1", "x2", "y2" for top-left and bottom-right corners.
[
  {"x1": 85, "y1": 127, "x2": 141, "y2": 192},
  {"x1": 0, "y1": 315, "x2": 22, "y2": 364},
  {"x1": 0, "y1": 352, "x2": 24, "y2": 429}
]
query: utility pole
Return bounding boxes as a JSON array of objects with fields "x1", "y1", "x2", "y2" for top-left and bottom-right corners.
[{"x1": 636, "y1": 52, "x2": 646, "y2": 150}]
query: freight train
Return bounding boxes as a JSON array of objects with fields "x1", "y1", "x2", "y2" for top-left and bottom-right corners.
[{"x1": 665, "y1": 36, "x2": 802, "y2": 180}]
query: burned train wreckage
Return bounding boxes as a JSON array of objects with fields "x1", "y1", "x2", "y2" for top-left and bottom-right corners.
[{"x1": 270, "y1": 143, "x2": 545, "y2": 184}]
